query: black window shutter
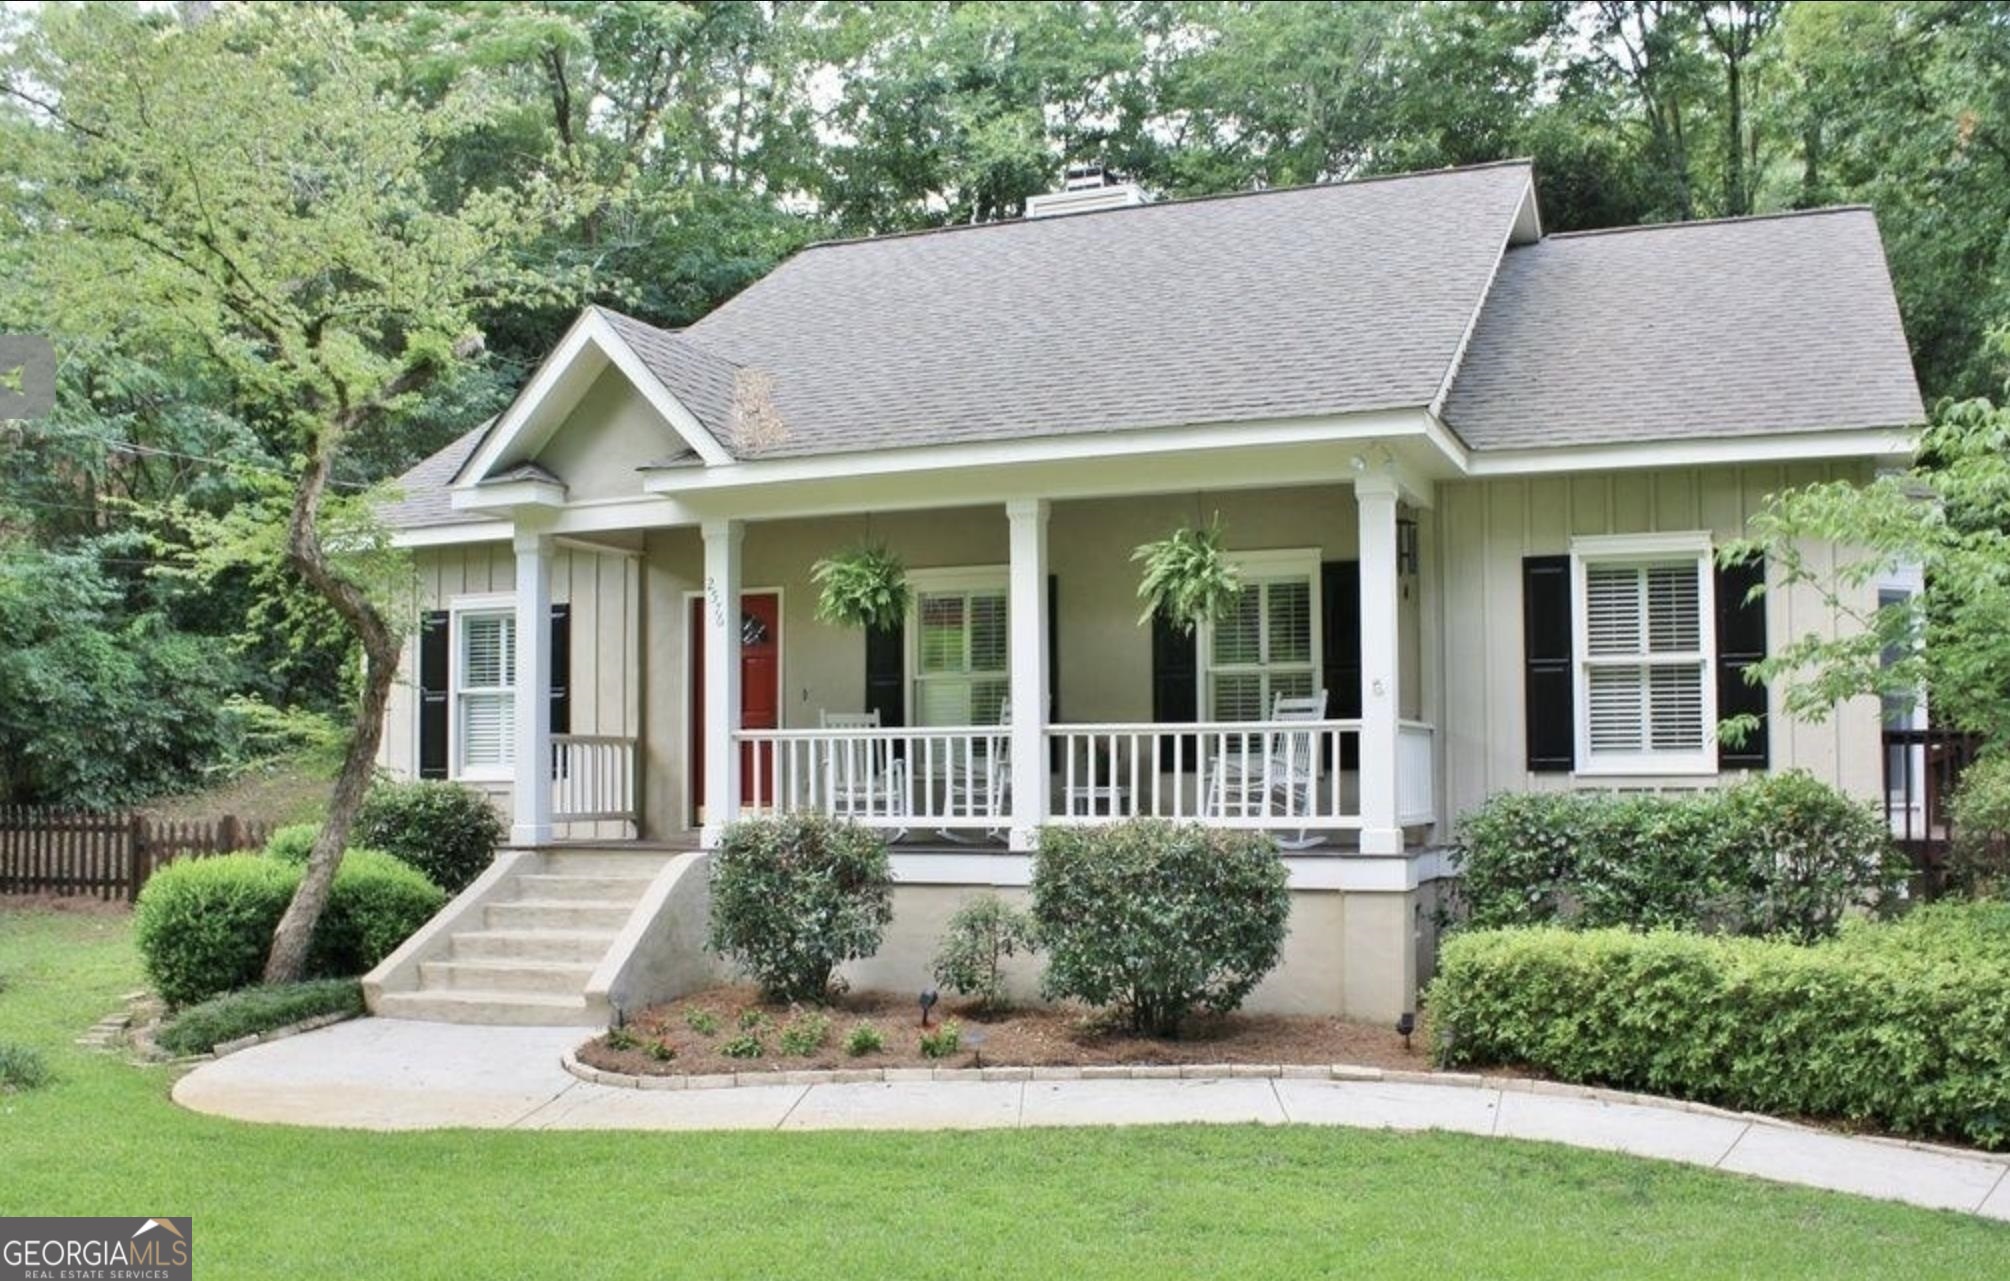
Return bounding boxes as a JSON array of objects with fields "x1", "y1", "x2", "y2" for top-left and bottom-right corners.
[
  {"x1": 1047, "y1": 574, "x2": 1061, "y2": 767},
  {"x1": 1149, "y1": 613, "x2": 1198, "y2": 769},
  {"x1": 864, "y1": 618, "x2": 905, "y2": 728},
  {"x1": 1523, "y1": 556, "x2": 1575, "y2": 772},
  {"x1": 1321, "y1": 561, "x2": 1360, "y2": 770},
  {"x1": 549, "y1": 604, "x2": 571, "y2": 736},
  {"x1": 418, "y1": 609, "x2": 450, "y2": 780},
  {"x1": 1716, "y1": 556, "x2": 1769, "y2": 770}
]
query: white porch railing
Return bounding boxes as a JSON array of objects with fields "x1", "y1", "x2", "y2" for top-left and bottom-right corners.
[
  {"x1": 552, "y1": 734, "x2": 638, "y2": 823},
  {"x1": 1048, "y1": 720, "x2": 1365, "y2": 830},
  {"x1": 730, "y1": 720, "x2": 1438, "y2": 838},
  {"x1": 737, "y1": 727, "x2": 1011, "y2": 831}
]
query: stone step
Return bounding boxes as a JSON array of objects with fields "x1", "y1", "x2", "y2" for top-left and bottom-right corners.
[
  {"x1": 418, "y1": 958, "x2": 597, "y2": 995},
  {"x1": 513, "y1": 873, "x2": 655, "y2": 904},
  {"x1": 539, "y1": 850, "x2": 678, "y2": 877},
  {"x1": 372, "y1": 988, "x2": 604, "y2": 1027},
  {"x1": 485, "y1": 899, "x2": 636, "y2": 933},
  {"x1": 450, "y1": 929, "x2": 618, "y2": 964}
]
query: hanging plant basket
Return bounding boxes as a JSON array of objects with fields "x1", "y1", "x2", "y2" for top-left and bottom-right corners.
[
  {"x1": 1132, "y1": 515, "x2": 1240, "y2": 634},
  {"x1": 812, "y1": 543, "x2": 911, "y2": 632}
]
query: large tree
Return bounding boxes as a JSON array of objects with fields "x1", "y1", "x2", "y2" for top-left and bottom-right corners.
[{"x1": 2, "y1": 3, "x2": 568, "y2": 977}]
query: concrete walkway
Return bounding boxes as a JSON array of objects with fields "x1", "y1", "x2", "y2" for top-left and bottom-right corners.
[{"x1": 172, "y1": 1018, "x2": 2010, "y2": 1222}]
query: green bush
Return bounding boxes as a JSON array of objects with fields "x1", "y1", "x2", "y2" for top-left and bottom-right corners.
[
  {"x1": 0, "y1": 1041, "x2": 51, "y2": 1093},
  {"x1": 263, "y1": 823, "x2": 320, "y2": 865},
  {"x1": 1032, "y1": 820, "x2": 1290, "y2": 1036},
  {"x1": 353, "y1": 779, "x2": 507, "y2": 893},
  {"x1": 707, "y1": 814, "x2": 893, "y2": 1004},
  {"x1": 135, "y1": 852, "x2": 445, "y2": 1007},
  {"x1": 684, "y1": 1008, "x2": 719, "y2": 1037},
  {"x1": 918, "y1": 1019, "x2": 962, "y2": 1060},
  {"x1": 1949, "y1": 754, "x2": 2010, "y2": 898},
  {"x1": 931, "y1": 892, "x2": 1038, "y2": 1013},
  {"x1": 720, "y1": 1031, "x2": 764, "y2": 1059},
  {"x1": 778, "y1": 1008, "x2": 832, "y2": 1057},
  {"x1": 844, "y1": 1023, "x2": 885, "y2": 1057},
  {"x1": 1426, "y1": 908, "x2": 2010, "y2": 1149},
  {"x1": 1450, "y1": 772, "x2": 1902, "y2": 941},
  {"x1": 154, "y1": 979, "x2": 363, "y2": 1055}
]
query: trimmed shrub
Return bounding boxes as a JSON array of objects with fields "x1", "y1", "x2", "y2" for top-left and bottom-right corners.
[
  {"x1": 0, "y1": 1042, "x2": 51, "y2": 1093},
  {"x1": 931, "y1": 892, "x2": 1038, "y2": 1013},
  {"x1": 154, "y1": 979, "x2": 363, "y2": 1056},
  {"x1": 135, "y1": 852, "x2": 446, "y2": 1007},
  {"x1": 1033, "y1": 820, "x2": 1290, "y2": 1036},
  {"x1": 1427, "y1": 909, "x2": 2010, "y2": 1149},
  {"x1": 1949, "y1": 753, "x2": 2010, "y2": 898},
  {"x1": 707, "y1": 814, "x2": 893, "y2": 1004},
  {"x1": 354, "y1": 779, "x2": 507, "y2": 893},
  {"x1": 1449, "y1": 771, "x2": 1902, "y2": 941},
  {"x1": 263, "y1": 823, "x2": 320, "y2": 865}
]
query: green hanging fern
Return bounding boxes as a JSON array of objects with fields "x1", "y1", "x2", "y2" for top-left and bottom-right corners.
[
  {"x1": 812, "y1": 543, "x2": 911, "y2": 631},
  {"x1": 1132, "y1": 515, "x2": 1240, "y2": 634}
]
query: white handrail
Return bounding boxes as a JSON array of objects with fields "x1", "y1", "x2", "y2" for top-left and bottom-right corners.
[
  {"x1": 552, "y1": 734, "x2": 638, "y2": 823},
  {"x1": 1045, "y1": 719, "x2": 1364, "y2": 833},
  {"x1": 734, "y1": 726, "x2": 1009, "y2": 830}
]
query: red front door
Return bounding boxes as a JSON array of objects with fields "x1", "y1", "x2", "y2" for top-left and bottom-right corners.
[{"x1": 689, "y1": 592, "x2": 781, "y2": 821}]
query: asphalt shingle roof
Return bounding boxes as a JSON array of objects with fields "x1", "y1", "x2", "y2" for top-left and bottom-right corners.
[
  {"x1": 1443, "y1": 208, "x2": 1924, "y2": 450},
  {"x1": 378, "y1": 423, "x2": 488, "y2": 529}
]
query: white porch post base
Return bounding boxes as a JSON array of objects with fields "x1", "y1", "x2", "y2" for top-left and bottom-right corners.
[
  {"x1": 511, "y1": 526, "x2": 554, "y2": 847},
  {"x1": 1355, "y1": 472, "x2": 1403, "y2": 856},
  {"x1": 700, "y1": 518, "x2": 745, "y2": 849},
  {"x1": 1006, "y1": 498, "x2": 1050, "y2": 852}
]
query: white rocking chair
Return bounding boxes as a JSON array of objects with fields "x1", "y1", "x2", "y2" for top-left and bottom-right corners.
[
  {"x1": 1204, "y1": 690, "x2": 1328, "y2": 850},
  {"x1": 938, "y1": 705, "x2": 1011, "y2": 844},
  {"x1": 819, "y1": 710, "x2": 909, "y2": 841}
]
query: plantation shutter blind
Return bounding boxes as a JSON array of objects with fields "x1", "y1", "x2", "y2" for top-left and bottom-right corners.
[
  {"x1": 459, "y1": 613, "x2": 516, "y2": 770},
  {"x1": 1207, "y1": 576, "x2": 1315, "y2": 721},
  {"x1": 418, "y1": 610, "x2": 450, "y2": 779},
  {"x1": 1582, "y1": 561, "x2": 1707, "y2": 759}
]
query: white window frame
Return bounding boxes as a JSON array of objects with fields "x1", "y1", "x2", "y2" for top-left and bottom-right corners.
[
  {"x1": 450, "y1": 592, "x2": 516, "y2": 782},
  {"x1": 906, "y1": 565, "x2": 1010, "y2": 728},
  {"x1": 1198, "y1": 548, "x2": 1323, "y2": 723},
  {"x1": 1570, "y1": 532, "x2": 1717, "y2": 778}
]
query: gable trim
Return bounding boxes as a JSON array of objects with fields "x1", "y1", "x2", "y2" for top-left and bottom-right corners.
[{"x1": 452, "y1": 308, "x2": 735, "y2": 495}]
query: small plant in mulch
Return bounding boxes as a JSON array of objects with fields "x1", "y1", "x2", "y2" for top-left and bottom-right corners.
[
  {"x1": 0, "y1": 1041, "x2": 51, "y2": 1093},
  {"x1": 646, "y1": 1037, "x2": 676, "y2": 1064},
  {"x1": 844, "y1": 1023, "x2": 885, "y2": 1057},
  {"x1": 605, "y1": 1026, "x2": 640, "y2": 1052},
  {"x1": 737, "y1": 1008, "x2": 772, "y2": 1034},
  {"x1": 778, "y1": 1009, "x2": 832, "y2": 1057},
  {"x1": 684, "y1": 1009, "x2": 720, "y2": 1037},
  {"x1": 918, "y1": 1020, "x2": 962, "y2": 1060},
  {"x1": 720, "y1": 1031, "x2": 764, "y2": 1060}
]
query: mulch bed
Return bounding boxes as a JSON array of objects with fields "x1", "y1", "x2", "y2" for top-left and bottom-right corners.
[{"x1": 579, "y1": 985, "x2": 1434, "y2": 1078}]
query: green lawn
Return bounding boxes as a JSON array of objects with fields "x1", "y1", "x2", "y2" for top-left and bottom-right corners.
[{"x1": 1, "y1": 907, "x2": 2006, "y2": 1280}]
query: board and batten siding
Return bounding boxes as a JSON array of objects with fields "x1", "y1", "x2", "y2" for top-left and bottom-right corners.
[
  {"x1": 1432, "y1": 463, "x2": 1883, "y2": 828},
  {"x1": 378, "y1": 538, "x2": 643, "y2": 838}
]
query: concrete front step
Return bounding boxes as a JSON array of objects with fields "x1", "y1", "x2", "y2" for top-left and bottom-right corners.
[
  {"x1": 419, "y1": 958, "x2": 597, "y2": 995},
  {"x1": 450, "y1": 928, "x2": 619, "y2": 963},
  {"x1": 538, "y1": 851, "x2": 678, "y2": 877},
  {"x1": 485, "y1": 899, "x2": 636, "y2": 932},
  {"x1": 512, "y1": 873, "x2": 655, "y2": 904},
  {"x1": 373, "y1": 988, "x2": 604, "y2": 1027}
]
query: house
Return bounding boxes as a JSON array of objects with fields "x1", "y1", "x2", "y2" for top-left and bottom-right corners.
[{"x1": 362, "y1": 160, "x2": 1924, "y2": 1027}]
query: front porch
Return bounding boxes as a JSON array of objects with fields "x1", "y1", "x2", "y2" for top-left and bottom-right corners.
[{"x1": 491, "y1": 471, "x2": 1440, "y2": 856}]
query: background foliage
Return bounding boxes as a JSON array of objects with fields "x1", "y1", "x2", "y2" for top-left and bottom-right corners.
[{"x1": 3, "y1": 1, "x2": 2008, "y2": 805}]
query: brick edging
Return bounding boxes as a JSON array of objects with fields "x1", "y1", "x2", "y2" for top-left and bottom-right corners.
[
  {"x1": 133, "y1": 1010, "x2": 361, "y2": 1065},
  {"x1": 557, "y1": 1044, "x2": 2010, "y2": 1168}
]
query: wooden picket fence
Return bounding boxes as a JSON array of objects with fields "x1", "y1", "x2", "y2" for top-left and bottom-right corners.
[{"x1": 0, "y1": 808, "x2": 274, "y2": 902}]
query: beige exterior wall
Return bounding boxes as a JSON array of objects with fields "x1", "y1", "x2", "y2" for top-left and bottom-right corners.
[
  {"x1": 531, "y1": 369, "x2": 685, "y2": 503},
  {"x1": 1431, "y1": 463, "x2": 1883, "y2": 825}
]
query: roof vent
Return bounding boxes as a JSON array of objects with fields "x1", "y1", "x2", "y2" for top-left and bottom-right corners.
[{"x1": 1025, "y1": 164, "x2": 1146, "y2": 219}]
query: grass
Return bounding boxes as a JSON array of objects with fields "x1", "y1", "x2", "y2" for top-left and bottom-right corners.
[
  {"x1": 155, "y1": 979, "x2": 364, "y2": 1056},
  {"x1": 1, "y1": 909, "x2": 2006, "y2": 1279}
]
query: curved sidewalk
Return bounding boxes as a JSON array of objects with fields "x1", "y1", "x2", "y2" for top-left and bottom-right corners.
[{"x1": 172, "y1": 1017, "x2": 2010, "y2": 1222}]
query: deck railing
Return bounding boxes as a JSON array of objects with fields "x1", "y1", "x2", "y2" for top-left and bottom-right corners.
[
  {"x1": 552, "y1": 734, "x2": 639, "y2": 823},
  {"x1": 732, "y1": 719, "x2": 1438, "y2": 836},
  {"x1": 1883, "y1": 726, "x2": 1984, "y2": 896}
]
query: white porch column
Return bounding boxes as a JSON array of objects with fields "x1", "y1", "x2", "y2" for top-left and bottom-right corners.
[
  {"x1": 1007, "y1": 498, "x2": 1050, "y2": 852},
  {"x1": 1355, "y1": 474, "x2": 1404, "y2": 855},
  {"x1": 511, "y1": 526, "x2": 554, "y2": 847},
  {"x1": 700, "y1": 519, "x2": 745, "y2": 848}
]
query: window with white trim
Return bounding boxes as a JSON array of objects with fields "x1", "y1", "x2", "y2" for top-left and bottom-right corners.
[
  {"x1": 1572, "y1": 535, "x2": 1715, "y2": 775},
  {"x1": 910, "y1": 570, "x2": 1009, "y2": 727},
  {"x1": 1202, "y1": 551, "x2": 1320, "y2": 721},
  {"x1": 456, "y1": 609, "x2": 516, "y2": 777}
]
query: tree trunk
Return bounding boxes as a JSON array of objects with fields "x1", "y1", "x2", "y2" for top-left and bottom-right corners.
[
  {"x1": 1724, "y1": 54, "x2": 1747, "y2": 217},
  {"x1": 263, "y1": 424, "x2": 405, "y2": 984}
]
